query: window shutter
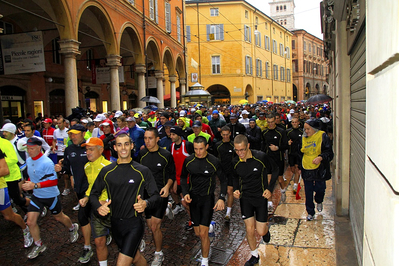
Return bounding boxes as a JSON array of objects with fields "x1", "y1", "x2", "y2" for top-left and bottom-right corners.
[
  {"x1": 244, "y1": 25, "x2": 248, "y2": 41},
  {"x1": 155, "y1": 0, "x2": 158, "y2": 23},
  {"x1": 249, "y1": 27, "x2": 252, "y2": 43},
  {"x1": 219, "y1": 24, "x2": 224, "y2": 41},
  {"x1": 186, "y1": 26, "x2": 191, "y2": 42},
  {"x1": 206, "y1": 24, "x2": 210, "y2": 41},
  {"x1": 250, "y1": 57, "x2": 253, "y2": 75}
]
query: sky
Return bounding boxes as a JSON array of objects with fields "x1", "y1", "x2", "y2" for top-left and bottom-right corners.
[{"x1": 245, "y1": 0, "x2": 323, "y2": 39}]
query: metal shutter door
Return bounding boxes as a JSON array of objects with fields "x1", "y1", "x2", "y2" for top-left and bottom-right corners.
[{"x1": 349, "y1": 27, "x2": 366, "y2": 262}]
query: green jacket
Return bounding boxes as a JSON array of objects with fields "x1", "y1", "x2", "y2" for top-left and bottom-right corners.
[
  {"x1": 187, "y1": 131, "x2": 211, "y2": 143},
  {"x1": 0, "y1": 138, "x2": 21, "y2": 182}
]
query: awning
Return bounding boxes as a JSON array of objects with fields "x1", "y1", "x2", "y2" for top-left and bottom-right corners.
[{"x1": 164, "y1": 91, "x2": 180, "y2": 101}]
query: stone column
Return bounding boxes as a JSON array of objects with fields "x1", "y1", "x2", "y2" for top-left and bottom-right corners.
[
  {"x1": 179, "y1": 78, "x2": 186, "y2": 96},
  {"x1": 58, "y1": 39, "x2": 80, "y2": 116},
  {"x1": 169, "y1": 75, "x2": 177, "y2": 107},
  {"x1": 155, "y1": 71, "x2": 164, "y2": 108},
  {"x1": 136, "y1": 65, "x2": 146, "y2": 108},
  {"x1": 107, "y1": 55, "x2": 122, "y2": 111}
]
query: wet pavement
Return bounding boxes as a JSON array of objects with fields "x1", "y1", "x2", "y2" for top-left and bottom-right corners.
[{"x1": 0, "y1": 175, "x2": 352, "y2": 265}]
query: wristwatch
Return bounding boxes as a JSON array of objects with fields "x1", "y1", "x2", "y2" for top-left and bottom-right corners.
[{"x1": 34, "y1": 183, "x2": 38, "y2": 189}]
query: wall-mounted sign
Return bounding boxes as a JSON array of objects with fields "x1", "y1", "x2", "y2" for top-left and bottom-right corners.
[{"x1": 191, "y1": 73, "x2": 198, "y2": 82}]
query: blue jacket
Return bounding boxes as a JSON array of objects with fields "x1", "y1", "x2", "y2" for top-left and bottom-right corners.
[{"x1": 129, "y1": 125, "x2": 145, "y2": 158}]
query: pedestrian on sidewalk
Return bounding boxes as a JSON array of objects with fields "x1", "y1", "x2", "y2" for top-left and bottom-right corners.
[
  {"x1": 232, "y1": 134, "x2": 279, "y2": 266},
  {"x1": 300, "y1": 119, "x2": 334, "y2": 221}
]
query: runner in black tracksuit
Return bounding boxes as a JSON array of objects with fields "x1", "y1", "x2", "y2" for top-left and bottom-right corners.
[{"x1": 286, "y1": 118, "x2": 304, "y2": 193}]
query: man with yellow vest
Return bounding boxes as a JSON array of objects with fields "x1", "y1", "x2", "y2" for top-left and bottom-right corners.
[
  {"x1": 187, "y1": 121, "x2": 211, "y2": 148},
  {"x1": 300, "y1": 119, "x2": 333, "y2": 221}
]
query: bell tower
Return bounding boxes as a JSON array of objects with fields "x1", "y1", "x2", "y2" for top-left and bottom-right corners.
[{"x1": 269, "y1": 0, "x2": 295, "y2": 30}]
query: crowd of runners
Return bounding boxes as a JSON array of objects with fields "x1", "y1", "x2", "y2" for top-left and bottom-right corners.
[{"x1": 0, "y1": 102, "x2": 333, "y2": 266}]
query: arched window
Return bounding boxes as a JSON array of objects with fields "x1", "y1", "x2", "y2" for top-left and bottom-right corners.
[
  {"x1": 284, "y1": 5, "x2": 286, "y2": 10},
  {"x1": 276, "y1": 6, "x2": 279, "y2": 11}
]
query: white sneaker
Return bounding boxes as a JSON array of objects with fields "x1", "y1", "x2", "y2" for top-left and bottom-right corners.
[
  {"x1": 72, "y1": 203, "x2": 80, "y2": 211},
  {"x1": 280, "y1": 190, "x2": 286, "y2": 203},
  {"x1": 172, "y1": 204, "x2": 184, "y2": 215},
  {"x1": 306, "y1": 214, "x2": 314, "y2": 221},
  {"x1": 70, "y1": 223, "x2": 79, "y2": 243},
  {"x1": 27, "y1": 244, "x2": 47, "y2": 259},
  {"x1": 151, "y1": 253, "x2": 164, "y2": 266},
  {"x1": 317, "y1": 203, "x2": 323, "y2": 212},
  {"x1": 61, "y1": 189, "x2": 70, "y2": 196},
  {"x1": 40, "y1": 206, "x2": 47, "y2": 217},
  {"x1": 23, "y1": 229, "x2": 33, "y2": 248},
  {"x1": 165, "y1": 202, "x2": 174, "y2": 220},
  {"x1": 268, "y1": 201, "x2": 274, "y2": 214},
  {"x1": 139, "y1": 239, "x2": 146, "y2": 253},
  {"x1": 293, "y1": 183, "x2": 298, "y2": 194}
]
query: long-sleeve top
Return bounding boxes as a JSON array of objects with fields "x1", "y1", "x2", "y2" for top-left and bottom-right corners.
[
  {"x1": 286, "y1": 127, "x2": 304, "y2": 154},
  {"x1": 90, "y1": 159, "x2": 160, "y2": 219},
  {"x1": 261, "y1": 127, "x2": 288, "y2": 161},
  {"x1": 62, "y1": 141, "x2": 89, "y2": 194},
  {"x1": 209, "y1": 118, "x2": 226, "y2": 142},
  {"x1": 84, "y1": 155, "x2": 111, "y2": 200},
  {"x1": 129, "y1": 125, "x2": 145, "y2": 157},
  {"x1": 214, "y1": 140, "x2": 236, "y2": 174},
  {"x1": 226, "y1": 122, "x2": 246, "y2": 141},
  {"x1": 232, "y1": 149, "x2": 279, "y2": 199},
  {"x1": 246, "y1": 126, "x2": 262, "y2": 150},
  {"x1": 180, "y1": 153, "x2": 227, "y2": 200},
  {"x1": 0, "y1": 137, "x2": 22, "y2": 182},
  {"x1": 138, "y1": 147, "x2": 176, "y2": 190}
]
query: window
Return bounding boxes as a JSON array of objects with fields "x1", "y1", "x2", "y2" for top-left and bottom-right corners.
[
  {"x1": 102, "y1": 101, "x2": 108, "y2": 113},
  {"x1": 257, "y1": 96, "x2": 263, "y2": 102},
  {"x1": 280, "y1": 67, "x2": 285, "y2": 81},
  {"x1": 276, "y1": 6, "x2": 279, "y2": 11},
  {"x1": 287, "y1": 68, "x2": 291, "y2": 82},
  {"x1": 303, "y1": 60, "x2": 307, "y2": 73},
  {"x1": 52, "y1": 38, "x2": 61, "y2": 64},
  {"x1": 149, "y1": 0, "x2": 155, "y2": 20},
  {"x1": 304, "y1": 41, "x2": 307, "y2": 51},
  {"x1": 285, "y1": 47, "x2": 290, "y2": 58},
  {"x1": 274, "y1": 96, "x2": 279, "y2": 103},
  {"x1": 245, "y1": 10, "x2": 248, "y2": 18},
  {"x1": 292, "y1": 40, "x2": 295, "y2": 49},
  {"x1": 284, "y1": 5, "x2": 286, "y2": 10},
  {"x1": 210, "y1": 8, "x2": 219, "y2": 16},
  {"x1": 309, "y1": 44, "x2": 311, "y2": 52},
  {"x1": 176, "y1": 13, "x2": 181, "y2": 43},
  {"x1": 265, "y1": 35, "x2": 270, "y2": 50},
  {"x1": 265, "y1": 22, "x2": 268, "y2": 30},
  {"x1": 313, "y1": 45, "x2": 315, "y2": 54},
  {"x1": 256, "y1": 59, "x2": 262, "y2": 77},
  {"x1": 244, "y1": 25, "x2": 251, "y2": 42},
  {"x1": 86, "y1": 49, "x2": 93, "y2": 70},
  {"x1": 279, "y1": 43, "x2": 284, "y2": 56},
  {"x1": 293, "y1": 60, "x2": 298, "y2": 72},
  {"x1": 207, "y1": 24, "x2": 224, "y2": 41},
  {"x1": 155, "y1": 0, "x2": 158, "y2": 23},
  {"x1": 0, "y1": 21, "x2": 13, "y2": 35},
  {"x1": 273, "y1": 64, "x2": 278, "y2": 80},
  {"x1": 255, "y1": 32, "x2": 261, "y2": 46},
  {"x1": 165, "y1": 1, "x2": 171, "y2": 33},
  {"x1": 255, "y1": 17, "x2": 258, "y2": 25},
  {"x1": 273, "y1": 40, "x2": 277, "y2": 54},
  {"x1": 321, "y1": 66, "x2": 324, "y2": 76},
  {"x1": 186, "y1": 26, "x2": 191, "y2": 42},
  {"x1": 245, "y1": 56, "x2": 253, "y2": 75},
  {"x1": 266, "y1": 62, "x2": 270, "y2": 79},
  {"x1": 212, "y1": 56, "x2": 221, "y2": 74}
]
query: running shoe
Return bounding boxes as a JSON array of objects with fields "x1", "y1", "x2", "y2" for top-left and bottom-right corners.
[
  {"x1": 293, "y1": 183, "x2": 298, "y2": 194},
  {"x1": 70, "y1": 223, "x2": 79, "y2": 243},
  {"x1": 317, "y1": 203, "x2": 323, "y2": 212},
  {"x1": 224, "y1": 214, "x2": 231, "y2": 223},
  {"x1": 139, "y1": 239, "x2": 146, "y2": 253},
  {"x1": 151, "y1": 253, "x2": 164, "y2": 266},
  {"x1": 263, "y1": 230, "x2": 271, "y2": 243},
  {"x1": 73, "y1": 203, "x2": 80, "y2": 211},
  {"x1": 27, "y1": 244, "x2": 47, "y2": 259},
  {"x1": 61, "y1": 189, "x2": 70, "y2": 196},
  {"x1": 306, "y1": 214, "x2": 314, "y2": 221},
  {"x1": 106, "y1": 234, "x2": 112, "y2": 246},
  {"x1": 268, "y1": 202, "x2": 274, "y2": 214},
  {"x1": 40, "y1": 206, "x2": 47, "y2": 217},
  {"x1": 280, "y1": 190, "x2": 286, "y2": 203},
  {"x1": 24, "y1": 230, "x2": 33, "y2": 248},
  {"x1": 172, "y1": 204, "x2": 184, "y2": 215},
  {"x1": 165, "y1": 202, "x2": 174, "y2": 220},
  {"x1": 244, "y1": 255, "x2": 259, "y2": 266},
  {"x1": 78, "y1": 248, "x2": 93, "y2": 263},
  {"x1": 185, "y1": 221, "x2": 193, "y2": 231}
]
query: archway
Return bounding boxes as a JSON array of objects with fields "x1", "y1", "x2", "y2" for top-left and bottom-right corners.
[
  {"x1": 244, "y1": 85, "x2": 254, "y2": 103},
  {"x1": 293, "y1": 84, "x2": 298, "y2": 102},
  {"x1": 207, "y1": 84, "x2": 231, "y2": 105},
  {"x1": 1, "y1": 86, "x2": 25, "y2": 123},
  {"x1": 315, "y1": 83, "x2": 320, "y2": 94}
]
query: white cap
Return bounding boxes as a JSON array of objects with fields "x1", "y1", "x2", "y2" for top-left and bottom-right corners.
[
  {"x1": 81, "y1": 119, "x2": 89, "y2": 124},
  {"x1": 290, "y1": 109, "x2": 295, "y2": 114},
  {"x1": 242, "y1": 110, "x2": 249, "y2": 115},
  {"x1": 114, "y1": 111, "x2": 123, "y2": 118},
  {"x1": 1, "y1": 123, "x2": 16, "y2": 134},
  {"x1": 93, "y1": 114, "x2": 106, "y2": 122},
  {"x1": 179, "y1": 110, "x2": 186, "y2": 117}
]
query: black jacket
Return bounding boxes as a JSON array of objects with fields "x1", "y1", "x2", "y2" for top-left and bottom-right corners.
[
  {"x1": 226, "y1": 122, "x2": 246, "y2": 141},
  {"x1": 246, "y1": 125, "x2": 262, "y2": 150},
  {"x1": 62, "y1": 141, "x2": 89, "y2": 194}
]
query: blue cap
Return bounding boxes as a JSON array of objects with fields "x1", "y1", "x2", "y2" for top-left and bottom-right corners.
[{"x1": 212, "y1": 110, "x2": 219, "y2": 114}]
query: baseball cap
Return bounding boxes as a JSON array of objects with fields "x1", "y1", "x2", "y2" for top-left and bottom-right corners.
[
  {"x1": 81, "y1": 137, "x2": 104, "y2": 147},
  {"x1": 134, "y1": 113, "x2": 140, "y2": 118},
  {"x1": 1, "y1": 123, "x2": 16, "y2": 134},
  {"x1": 242, "y1": 110, "x2": 249, "y2": 115},
  {"x1": 212, "y1": 110, "x2": 219, "y2": 114},
  {"x1": 43, "y1": 118, "x2": 52, "y2": 123},
  {"x1": 126, "y1": 117, "x2": 136, "y2": 122},
  {"x1": 170, "y1": 126, "x2": 183, "y2": 136},
  {"x1": 80, "y1": 119, "x2": 89, "y2": 124},
  {"x1": 100, "y1": 120, "x2": 112, "y2": 126},
  {"x1": 290, "y1": 109, "x2": 295, "y2": 114},
  {"x1": 259, "y1": 112, "x2": 265, "y2": 117},
  {"x1": 24, "y1": 137, "x2": 42, "y2": 146},
  {"x1": 68, "y1": 124, "x2": 86, "y2": 134},
  {"x1": 179, "y1": 110, "x2": 186, "y2": 117},
  {"x1": 149, "y1": 111, "x2": 155, "y2": 116},
  {"x1": 192, "y1": 121, "x2": 202, "y2": 128},
  {"x1": 164, "y1": 121, "x2": 174, "y2": 128},
  {"x1": 114, "y1": 111, "x2": 123, "y2": 118},
  {"x1": 93, "y1": 114, "x2": 106, "y2": 122},
  {"x1": 230, "y1": 114, "x2": 238, "y2": 119}
]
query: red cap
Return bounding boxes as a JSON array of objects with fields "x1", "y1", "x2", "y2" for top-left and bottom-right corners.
[
  {"x1": 43, "y1": 118, "x2": 52, "y2": 123},
  {"x1": 149, "y1": 111, "x2": 155, "y2": 115}
]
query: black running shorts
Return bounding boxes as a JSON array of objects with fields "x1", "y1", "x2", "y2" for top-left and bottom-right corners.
[
  {"x1": 144, "y1": 197, "x2": 168, "y2": 220},
  {"x1": 111, "y1": 216, "x2": 144, "y2": 258},
  {"x1": 189, "y1": 194, "x2": 214, "y2": 227},
  {"x1": 28, "y1": 195, "x2": 62, "y2": 215},
  {"x1": 240, "y1": 197, "x2": 268, "y2": 223}
]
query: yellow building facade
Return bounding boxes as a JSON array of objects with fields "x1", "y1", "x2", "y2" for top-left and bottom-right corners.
[{"x1": 185, "y1": 0, "x2": 292, "y2": 105}]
